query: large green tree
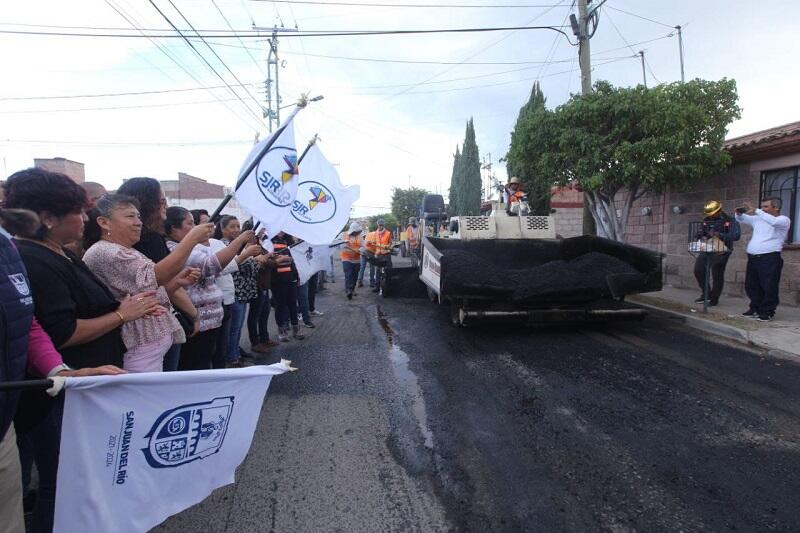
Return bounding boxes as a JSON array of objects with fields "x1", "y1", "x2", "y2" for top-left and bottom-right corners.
[
  {"x1": 366, "y1": 213, "x2": 399, "y2": 232},
  {"x1": 456, "y1": 118, "x2": 482, "y2": 215},
  {"x1": 507, "y1": 79, "x2": 741, "y2": 242},
  {"x1": 448, "y1": 145, "x2": 461, "y2": 216},
  {"x1": 390, "y1": 186, "x2": 428, "y2": 226},
  {"x1": 506, "y1": 81, "x2": 551, "y2": 215}
]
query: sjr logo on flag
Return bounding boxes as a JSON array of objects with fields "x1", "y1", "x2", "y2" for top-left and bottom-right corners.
[
  {"x1": 142, "y1": 397, "x2": 234, "y2": 468},
  {"x1": 291, "y1": 181, "x2": 337, "y2": 224},
  {"x1": 256, "y1": 146, "x2": 298, "y2": 207}
]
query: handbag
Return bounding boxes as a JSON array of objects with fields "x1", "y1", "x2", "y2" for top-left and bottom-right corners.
[{"x1": 172, "y1": 307, "x2": 194, "y2": 336}]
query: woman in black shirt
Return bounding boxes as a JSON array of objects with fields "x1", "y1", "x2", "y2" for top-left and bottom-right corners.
[{"x1": 3, "y1": 168, "x2": 160, "y2": 532}]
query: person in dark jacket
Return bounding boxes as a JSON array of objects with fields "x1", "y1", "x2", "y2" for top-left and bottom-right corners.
[
  {"x1": 692, "y1": 200, "x2": 740, "y2": 306},
  {"x1": 271, "y1": 233, "x2": 304, "y2": 342}
]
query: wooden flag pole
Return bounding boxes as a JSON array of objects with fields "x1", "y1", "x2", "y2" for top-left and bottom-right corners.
[
  {"x1": 253, "y1": 133, "x2": 319, "y2": 234},
  {"x1": 210, "y1": 95, "x2": 323, "y2": 223}
]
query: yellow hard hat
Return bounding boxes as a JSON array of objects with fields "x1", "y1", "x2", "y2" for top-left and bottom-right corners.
[
  {"x1": 704, "y1": 200, "x2": 722, "y2": 217},
  {"x1": 508, "y1": 176, "x2": 521, "y2": 185}
]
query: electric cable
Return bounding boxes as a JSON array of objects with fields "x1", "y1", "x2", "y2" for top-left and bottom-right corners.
[
  {"x1": 0, "y1": 82, "x2": 260, "y2": 101},
  {"x1": 250, "y1": 0, "x2": 563, "y2": 7},
  {"x1": 605, "y1": 5, "x2": 675, "y2": 29},
  {"x1": 210, "y1": 0, "x2": 267, "y2": 77}
]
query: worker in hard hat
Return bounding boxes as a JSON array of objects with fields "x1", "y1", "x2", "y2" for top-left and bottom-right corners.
[
  {"x1": 340, "y1": 222, "x2": 363, "y2": 300},
  {"x1": 692, "y1": 200, "x2": 741, "y2": 306},
  {"x1": 504, "y1": 176, "x2": 525, "y2": 215},
  {"x1": 405, "y1": 216, "x2": 420, "y2": 257},
  {"x1": 364, "y1": 218, "x2": 393, "y2": 293}
]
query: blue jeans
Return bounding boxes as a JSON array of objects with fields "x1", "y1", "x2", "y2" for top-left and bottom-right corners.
[
  {"x1": 328, "y1": 256, "x2": 336, "y2": 281},
  {"x1": 162, "y1": 343, "x2": 181, "y2": 372},
  {"x1": 358, "y1": 255, "x2": 367, "y2": 283},
  {"x1": 343, "y1": 261, "x2": 360, "y2": 293},
  {"x1": 297, "y1": 282, "x2": 311, "y2": 324},
  {"x1": 227, "y1": 301, "x2": 247, "y2": 361}
]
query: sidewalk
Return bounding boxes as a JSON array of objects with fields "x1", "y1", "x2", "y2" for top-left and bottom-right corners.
[{"x1": 628, "y1": 286, "x2": 800, "y2": 359}]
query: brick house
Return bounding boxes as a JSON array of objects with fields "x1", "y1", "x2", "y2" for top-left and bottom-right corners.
[
  {"x1": 33, "y1": 157, "x2": 85, "y2": 183},
  {"x1": 556, "y1": 121, "x2": 800, "y2": 307}
]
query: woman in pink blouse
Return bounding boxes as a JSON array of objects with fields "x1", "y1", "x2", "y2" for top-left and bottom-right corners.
[{"x1": 83, "y1": 194, "x2": 200, "y2": 373}]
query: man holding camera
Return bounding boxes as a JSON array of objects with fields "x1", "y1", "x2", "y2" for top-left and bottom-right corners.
[{"x1": 735, "y1": 198, "x2": 791, "y2": 321}]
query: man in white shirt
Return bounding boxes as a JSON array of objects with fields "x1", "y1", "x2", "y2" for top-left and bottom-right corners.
[{"x1": 735, "y1": 197, "x2": 791, "y2": 321}]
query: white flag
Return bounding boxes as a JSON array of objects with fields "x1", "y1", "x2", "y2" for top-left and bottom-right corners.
[
  {"x1": 234, "y1": 113, "x2": 300, "y2": 238},
  {"x1": 281, "y1": 144, "x2": 360, "y2": 244},
  {"x1": 289, "y1": 241, "x2": 333, "y2": 285},
  {"x1": 54, "y1": 364, "x2": 289, "y2": 533}
]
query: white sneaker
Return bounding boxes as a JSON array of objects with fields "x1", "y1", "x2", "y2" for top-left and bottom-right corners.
[{"x1": 310, "y1": 310, "x2": 324, "y2": 316}]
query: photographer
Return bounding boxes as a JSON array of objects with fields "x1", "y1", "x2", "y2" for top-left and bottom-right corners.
[
  {"x1": 693, "y1": 200, "x2": 740, "y2": 306},
  {"x1": 735, "y1": 198, "x2": 791, "y2": 321}
]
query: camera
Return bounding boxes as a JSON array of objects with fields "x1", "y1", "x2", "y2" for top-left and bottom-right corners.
[{"x1": 735, "y1": 207, "x2": 748, "y2": 214}]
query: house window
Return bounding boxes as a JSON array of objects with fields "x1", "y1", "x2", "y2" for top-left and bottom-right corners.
[{"x1": 760, "y1": 166, "x2": 799, "y2": 243}]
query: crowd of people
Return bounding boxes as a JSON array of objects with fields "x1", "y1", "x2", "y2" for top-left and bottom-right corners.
[{"x1": 0, "y1": 168, "x2": 345, "y2": 532}]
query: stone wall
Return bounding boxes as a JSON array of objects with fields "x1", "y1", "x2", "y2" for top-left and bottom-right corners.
[{"x1": 33, "y1": 157, "x2": 85, "y2": 183}]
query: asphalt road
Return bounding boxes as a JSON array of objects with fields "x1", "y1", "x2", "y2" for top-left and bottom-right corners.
[{"x1": 157, "y1": 279, "x2": 800, "y2": 532}]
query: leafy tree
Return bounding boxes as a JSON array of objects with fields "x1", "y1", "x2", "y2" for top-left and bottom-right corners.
[
  {"x1": 448, "y1": 145, "x2": 461, "y2": 216},
  {"x1": 456, "y1": 118, "x2": 482, "y2": 215},
  {"x1": 507, "y1": 79, "x2": 741, "y2": 241},
  {"x1": 390, "y1": 186, "x2": 429, "y2": 226},
  {"x1": 366, "y1": 213, "x2": 399, "y2": 232},
  {"x1": 506, "y1": 81, "x2": 551, "y2": 215}
]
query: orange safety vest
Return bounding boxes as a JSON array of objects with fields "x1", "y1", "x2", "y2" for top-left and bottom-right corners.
[
  {"x1": 507, "y1": 189, "x2": 524, "y2": 204},
  {"x1": 366, "y1": 230, "x2": 392, "y2": 256},
  {"x1": 340, "y1": 233, "x2": 362, "y2": 262},
  {"x1": 406, "y1": 225, "x2": 419, "y2": 246},
  {"x1": 273, "y1": 242, "x2": 292, "y2": 273}
]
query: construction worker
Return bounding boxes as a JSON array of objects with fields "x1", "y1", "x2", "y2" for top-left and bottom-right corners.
[
  {"x1": 405, "y1": 217, "x2": 420, "y2": 257},
  {"x1": 364, "y1": 218, "x2": 393, "y2": 293},
  {"x1": 504, "y1": 176, "x2": 525, "y2": 215},
  {"x1": 340, "y1": 222, "x2": 363, "y2": 300}
]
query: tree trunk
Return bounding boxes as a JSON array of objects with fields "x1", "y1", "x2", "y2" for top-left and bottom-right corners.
[{"x1": 585, "y1": 190, "x2": 637, "y2": 243}]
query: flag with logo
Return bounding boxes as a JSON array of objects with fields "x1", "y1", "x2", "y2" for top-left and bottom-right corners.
[
  {"x1": 281, "y1": 144, "x2": 360, "y2": 244},
  {"x1": 53, "y1": 363, "x2": 290, "y2": 533},
  {"x1": 234, "y1": 111, "x2": 300, "y2": 238},
  {"x1": 289, "y1": 240, "x2": 333, "y2": 284}
]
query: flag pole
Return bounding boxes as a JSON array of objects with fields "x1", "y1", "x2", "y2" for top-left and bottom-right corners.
[
  {"x1": 0, "y1": 378, "x2": 53, "y2": 392},
  {"x1": 210, "y1": 95, "x2": 323, "y2": 223},
  {"x1": 253, "y1": 133, "x2": 319, "y2": 233}
]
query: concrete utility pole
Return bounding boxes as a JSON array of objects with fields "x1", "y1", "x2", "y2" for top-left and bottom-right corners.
[
  {"x1": 675, "y1": 25, "x2": 685, "y2": 82},
  {"x1": 253, "y1": 25, "x2": 298, "y2": 132},
  {"x1": 639, "y1": 50, "x2": 647, "y2": 87},
  {"x1": 577, "y1": 0, "x2": 592, "y2": 95}
]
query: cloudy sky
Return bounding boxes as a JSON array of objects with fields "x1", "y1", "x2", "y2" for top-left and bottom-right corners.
[{"x1": 1, "y1": 0, "x2": 798, "y2": 216}]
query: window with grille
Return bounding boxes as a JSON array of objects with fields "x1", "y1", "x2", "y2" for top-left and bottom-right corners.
[{"x1": 760, "y1": 167, "x2": 798, "y2": 243}]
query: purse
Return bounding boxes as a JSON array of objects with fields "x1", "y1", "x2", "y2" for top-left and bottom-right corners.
[{"x1": 172, "y1": 307, "x2": 194, "y2": 336}]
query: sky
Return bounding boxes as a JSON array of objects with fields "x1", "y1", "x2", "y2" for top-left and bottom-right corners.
[{"x1": 1, "y1": 0, "x2": 799, "y2": 217}]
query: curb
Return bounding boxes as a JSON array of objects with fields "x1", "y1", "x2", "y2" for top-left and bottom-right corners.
[{"x1": 631, "y1": 300, "x2": 800, "y2": 362}]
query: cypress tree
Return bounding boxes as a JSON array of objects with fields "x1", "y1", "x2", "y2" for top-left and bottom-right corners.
[
  {"x1": 507, "y1": 81, "x2": 550, "y2": 215},
  {"x1": 448, "y1": 145, "x2": 461, "y2": 216},
  {"x1": 459, "y1": 118, "x2": 482, "y2": 215}
]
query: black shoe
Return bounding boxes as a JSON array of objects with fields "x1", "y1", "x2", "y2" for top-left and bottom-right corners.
[
  {"x1": 694, "y1": 296, "x2": 706, "y2": 303},
  {"x1": 239, "y1": 347, "x2": 252, "y2": 358},
  {"x1": 756, "y1": 314, "x2": 773, "y2": 322},
  {"x1": 346, "y1": 292, "x2": 353, "y2": 300},
  {"x1": 304, "y1": 321, "x2": 315, "y2": 328},
  {"x1": 742, "y1": 309, "x2": 757, "y2": 317},
  {"x1": 372, "y1": 287, "x2": 380, "y2": 293},
  {"x1": 709, "y1": 300, "x2": 719, "y2": 307}
]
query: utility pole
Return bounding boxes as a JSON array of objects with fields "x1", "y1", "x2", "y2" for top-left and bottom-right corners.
[
  {"x1": 675, "y1": 25, "x2": 685, "y2": 82},
  {"x1": 639, "y1": 50, "x2": 647, "y2": 87},
  {"x1": 253, "y1": 25, "x2": 298, "y2": 132},
  {"x1": 572, "y1": 0, "x2": 596, "y2": 235}
]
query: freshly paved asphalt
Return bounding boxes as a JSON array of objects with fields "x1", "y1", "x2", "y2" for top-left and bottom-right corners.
[{"x1": 157, "y1": 277, "x2": 800, "y2": 532}]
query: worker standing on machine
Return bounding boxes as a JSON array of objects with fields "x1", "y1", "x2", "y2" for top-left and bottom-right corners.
[
  {"x1": 504, "y1": 176, "x2": 525, "y2": 216},
  {"x1": 405, "y1": 217, "x2": 420, "y2": 258},
  {"x1": 364, "y1": 218, "x2": 393, "y2": 293}
]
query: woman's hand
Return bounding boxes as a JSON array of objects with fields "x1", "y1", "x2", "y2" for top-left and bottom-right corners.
[
  {"x1": 174, "y1": 267, "x2": 201, "y2": 288},
  {"x1": 187, "y1": 223, "x2": 215, "y2": 244},
  {"x1": 57, "y1": 365, "x2": 126, "y2": 377},
  {"x1": 236, "y1": 229, "x2": 256, "y2": 244},
  {"x1": 117, "y1": 291, "x2": 162, "y2": 322},
  {"x1": 241, "y1": 243, "x2": 262, "y2": 260}
]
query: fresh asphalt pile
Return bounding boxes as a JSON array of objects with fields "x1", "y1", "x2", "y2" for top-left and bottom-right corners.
[{"x1": 441, "y1": 251, "x2": 639, "y2": 302}]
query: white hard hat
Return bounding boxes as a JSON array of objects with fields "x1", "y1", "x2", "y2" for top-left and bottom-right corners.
[{"x1": 348, "y1": 222, "x2": 362, "y2": 234}]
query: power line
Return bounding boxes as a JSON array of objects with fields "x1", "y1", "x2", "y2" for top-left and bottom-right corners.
[
  {"x1": 603, "y1": 7, "x2": 662, "y2": 85},
  {"x1": 147, "y1": 0, "x2": 265, "y2": 125},
  {"x1": 0, "y1": 24, "x2": 571, "y2": 39},
  {"x1": 0, "y1": 82, "x2": 259, "y2": 101},
  {"x1": 605, "y1": 5, "x2": 675, "y2": 29},
  {"x1": 0, "y1": 96, "x2": 248, "y2": 114},
  {"x1": 163, "y1": 0, "x2": 265, "y2": 112},
  {"x1": 0, "y1": 138, "x2": 252, "y2": 147},
  {"x1": 104, "y1": 0, "x2": 264, "y2": 132},
  {"x1": 251, "y1": 0, "x2": 563, "y2": 6},
  {"x1": 210, "y1": 0, "x2": 267, "y2": 77}
]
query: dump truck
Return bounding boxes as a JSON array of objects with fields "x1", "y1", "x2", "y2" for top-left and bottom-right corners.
[{"x1": 384, "y1": 195, "x2": 663, "y2": 327}]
